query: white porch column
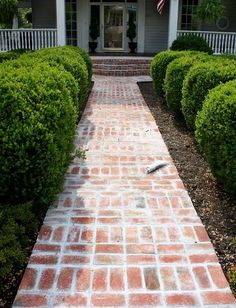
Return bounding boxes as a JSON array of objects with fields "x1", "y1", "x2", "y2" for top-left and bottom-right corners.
[
  {"x1": 78, "y1": 0, "x2": 89, "y2": 50},
  {"x1": 137, "y1": 0, "x2": 145, "y2": 53},
  {"x1": 56, "y1": 0, "x2": 66, "y2": 46},
  {"x1": 168, "y1": 0, "x2": 179, "y2": 48}
]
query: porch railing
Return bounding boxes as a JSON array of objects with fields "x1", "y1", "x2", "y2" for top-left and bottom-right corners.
[
  {"x1": 0, "y1": 29, "x2": 58, "y2": 52},
  {"x1": 177, "y1": 30, "x2": 236, "y2": 54}
]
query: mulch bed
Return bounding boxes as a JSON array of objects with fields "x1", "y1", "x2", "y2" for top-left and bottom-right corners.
[{"x1": 138, "y1": 81, "x2": 236, "y2": 296}]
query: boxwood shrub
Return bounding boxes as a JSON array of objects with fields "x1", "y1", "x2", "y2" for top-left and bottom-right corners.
[
  {"x1": 4, "y1": 56, "x2": 79, "y2": 111},
  {"x1": 0, "y1": 51, "x2": 19, "y2": 63},
  {"x1": 164, "y1": 52, "x2": 209, "y2": 113},
  {"x1": 181, "y1": 59, "x2": 236, "y2": 130},
  {"x1": 0, "y1": 49, "x2": 32, "y2": 63},
  {"x1": 0, "y1": 62, "x2": 77, "y2": 205},
  {"x1": 150, "y1": 50, "x2": 197, "y2": 97},
  {"x1": 23, "y1": 47, "x2": 89, "y2": 111},
  {"x1": 170, "y1": 35, "x2": 213, "y2": 55},
  {"x1": 195, "y1": 80, "x2": 236, "y2": 194},
  {"x1": 0, "y1": 203, "x2": 38, "y2": 291},
  {"x1": 62, "y1": 46, "x2": 93, "y2": 83}
]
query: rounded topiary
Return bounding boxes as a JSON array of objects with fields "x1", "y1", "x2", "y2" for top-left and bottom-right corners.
[
  {"x1": 127, "y1": 12, "x2": 136, "y2": 42},
  {"x1": 0, "y1": 62, "x2": 77, "y2": 205},
  {"x1": 164, "y1": 52, "x2": 209, "y2": 113},
  {"x1": 195, "y1": 80, "x2": 236, "y2": 194},
  {"x1": 61, "y1": 46, "x2": 93, "y2": 84},
  {"x1": 4, "y1": 56, "x2": 78, "y2": 108},
  {"x1": 150, "y1": 50, "x2": 197, "y2": 97},
  {"x1": 26, "y1": 47, "x2": 89, "y2": 110},
  {"x1": 181, "y1": 58, "x2": 236, "y2": 130},
  {"x1": 171, "y1": 35, "x2": 213, "y2": 55}
]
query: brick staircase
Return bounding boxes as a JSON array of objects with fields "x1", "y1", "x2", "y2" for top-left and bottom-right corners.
[{"x1": 92, "y1": 56, "x2": 152, "y2": 76}]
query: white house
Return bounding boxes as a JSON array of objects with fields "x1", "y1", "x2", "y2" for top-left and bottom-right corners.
[{"x1": 1, "y1": 0, "x2": 236, "y2": 54}]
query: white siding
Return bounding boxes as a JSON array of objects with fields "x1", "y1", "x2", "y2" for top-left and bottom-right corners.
[
  {"x1": 144, "y1": 0, "x2": 169, "y2": 53},
  {"x1": 32, "y1": 0, "x2": 56, "y2": 29}
]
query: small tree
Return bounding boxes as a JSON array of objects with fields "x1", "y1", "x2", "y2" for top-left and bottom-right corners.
[
  {"x1": 127, "y1": 12, "x2": 136, "y2": 42},
  {"x1": 89, "y1": 19, "x2": 99, "y2": 41},
  {"x1": 196, "y1": 0, "x2": 224, "y2": 22},
  {"x1": 0, "y1": 0, "x2": 18, "y2": 28}
]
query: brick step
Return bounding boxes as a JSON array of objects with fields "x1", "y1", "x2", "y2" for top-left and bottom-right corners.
[
  {"x1": 93, "y1": 69, "x2": 150, "y2": 76},
  {"x1": 93, "y1": 64, "x2": 150, "y2": 70},
  {"x1": 92, "y1": 56, "x2": 152, "y2": 76},
  {"x1": 93, "y1": 61, "x2": 151, "y2": 66}
]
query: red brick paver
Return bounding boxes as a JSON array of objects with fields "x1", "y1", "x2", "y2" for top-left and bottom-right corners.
[{"x1": 14, "y1": 76, "x2": 236, "y2": 307}]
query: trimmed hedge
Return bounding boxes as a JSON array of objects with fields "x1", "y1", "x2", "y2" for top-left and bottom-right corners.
[
  {"x1": 0, "y1": 51, "x2": 19, "y2": 63},
  {"x1": 0, "y1": 49, "x2": 32, "y2": 63},
  {"x1": 195, "y1": 80, "x2": 236, "y2": 194},
  {"x1": 181, "y1": 59, "x2": 236, "y2": 129},
  {"x1": 22, "y1": 47, "x2": 89, "y2": 111},
  {"x1": 150, "y1": 50, "x2": 197, "y2": 97},
  {"x1": 219, "y1": 54, "x2": 236, "y2": 62},
  {"x1": 164, "y1": 53, "x2": 208, "y2": 113},
  {"x1": 0, "y1": 47, "x2": 92, "y2": 296},
  {"x1": 170, "y1": 35, "x2": 213, "y2": 55},
  {"x1": 0, "y1": 62, "x2": 77, "y2": 205},
  {"x1": 3, "y1": 56, "x2": 78, "y2": 109},
  {"x1": 0, "y1": 203, "x2": 38, "y2": 290},
  {"x1": 62, "y1": 46, "x2": 93, "y2": 83}
]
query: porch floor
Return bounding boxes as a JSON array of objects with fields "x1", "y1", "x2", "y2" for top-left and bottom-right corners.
[{"x1": 13, "y1": 75, "x2": 236, "y2": 307}]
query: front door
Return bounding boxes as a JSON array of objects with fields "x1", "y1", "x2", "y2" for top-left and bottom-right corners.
[{"x1": 103, "y1": 5, "x2": 124, "y2": 51}]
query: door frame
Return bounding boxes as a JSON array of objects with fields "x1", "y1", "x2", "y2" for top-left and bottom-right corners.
[{"x1": 101, "y1": 3, "x2": 126, "y2": 51}]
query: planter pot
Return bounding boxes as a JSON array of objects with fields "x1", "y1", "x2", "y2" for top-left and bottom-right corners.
[
  {"x1": 128, "y1": 42, "x2": 137, "y2": 53},
  {"x1": 89, "y1": 42, "x2": 98, "y2": 53}
]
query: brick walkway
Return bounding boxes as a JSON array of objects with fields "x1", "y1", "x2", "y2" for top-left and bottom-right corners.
[{"x1": 14, "y1": 76, "x2": 236, "y2": 307}]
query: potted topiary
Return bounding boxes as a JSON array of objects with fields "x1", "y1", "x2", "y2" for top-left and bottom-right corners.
[
  {"x1": 89, "y1": 19, "x2": 99, "y2": 53},
  {"x1": 127, "y1": 13, "x2": 137, "y2": 53}
]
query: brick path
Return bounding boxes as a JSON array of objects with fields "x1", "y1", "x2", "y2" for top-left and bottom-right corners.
[{"x1": 14, "y1": 76, "x2": 236, "y2": 307}]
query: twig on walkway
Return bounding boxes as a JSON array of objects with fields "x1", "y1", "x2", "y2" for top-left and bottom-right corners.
[{"x1": 146, "y1": 163, "x2": 168, "y2": 174}]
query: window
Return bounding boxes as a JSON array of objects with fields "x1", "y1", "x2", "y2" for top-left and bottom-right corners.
[
  {"x1": 66, "y1": 0, "x2": 77, "y2": 46},
  {"x1": 181, "y1": 0, "x2": 199, "y2": 30}
]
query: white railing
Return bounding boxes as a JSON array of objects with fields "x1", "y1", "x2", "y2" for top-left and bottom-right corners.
[
  {"x1": 177, "y1": 30, "x2": 236, "y2": 54},
  {"x1": 0, "y1": 29, "x2": 58, "y2": 52}
]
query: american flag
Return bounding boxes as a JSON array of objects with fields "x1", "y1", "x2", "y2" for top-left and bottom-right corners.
[{"x1": 157, "y1": 0, "x2": 166, "y2": 15}]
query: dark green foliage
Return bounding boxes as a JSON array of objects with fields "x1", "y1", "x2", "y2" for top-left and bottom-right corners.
[
  {"x1": 0, "y1": 61, "x2": 77, "y2": 205},
  {"x1": 219, "y1": 54, "x2": 236, "y2": 61},
  {"x1": 0, "y1": 47, "x2": 92, "y2": 293},
  {"x1": 150, "y1": 50, "x2": 197, "y2": 97},
  {"x1": 164, "y1": 53, "x2": 209, "y2": 113},
  {"x1": 62, "y1": 46, "x2": 93, "y2": 84},
  {"x1": 0, "y1": 0, "x2": 18, "y2": 27},
  {"x1": 11, "y1": 48, "x2": 33, "y2": 54},
  {"x1": 197, "y1": 0, "x2": 224, "y2": 22},
  {"x1": 181, "y1": 59, "x2": 236, "y2": 130},
  {"x1": 227, "y1": 269, "x2": 236, "y2": 297},
  {"x1": 127, "y1": 11, "x2": 136, "y2": 42},
  {"x1": 8, "y1": 55, "x2": 78, "y2": 109},
  {"x1": 195, "y1": 80, "x2": 236, "y2": 194},
  {"x1": 25, "y1": 47, "x2": 89, "y2": 110},
  {"x1": 0, "y1": 203, "x2": 38, "y2": 290},
  {"x1": 170, "y1": 35, "x2": 213, "y2": 55},
  {"x1": 0, "y1": 51, "x2": 18, "y2": 63},
  {"x1": 89, "y1": 19, "x2": 99, "y2": 41},
  {"x1": 0, "y1": 49, "x2": 32, "y2": 63}
]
